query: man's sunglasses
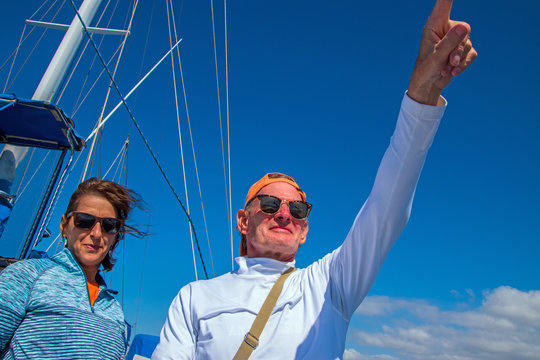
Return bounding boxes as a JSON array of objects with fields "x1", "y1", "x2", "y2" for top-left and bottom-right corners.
[
  {"x1": 247, "y1": 195, "x2": 312, "y2": 220},
  {"x1": 67, "y1": 211, "x2": 123, "y2": 235}
]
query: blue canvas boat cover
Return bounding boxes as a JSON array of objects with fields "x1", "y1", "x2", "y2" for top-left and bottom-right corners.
[
  {"x1": 0, "y1": 94, "x2": 84, "y2": 151},
  {"x1": 126, "y1": 334, "x2": 160, "y2": 360}
]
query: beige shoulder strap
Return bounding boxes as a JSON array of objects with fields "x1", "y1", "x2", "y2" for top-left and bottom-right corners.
[{"x1": 233, "y1": 267, "x2": 297, "y2": 360}]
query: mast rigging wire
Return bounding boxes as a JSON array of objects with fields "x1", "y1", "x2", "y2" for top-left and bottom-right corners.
[
  {"x1": 121, "y1": 137, "x2": 129, "y2": 308},
  {"x1": 103, "y1": 138, "x2": 128, "y2": 179},
  {"x1": 16, "y1": 151, "x2": 52, "y2": 199},
  {"x1": 84, "y1": 39, "x2": 183, "y2": 142},
  {"x1": 57, "y1": 0, "x2": 118, "y2": 106},
  {"x1": 14, "y1": 148, "x2": 35, "y2": 196},
  {"x1": 67, "y1": 0, "x2": 209, "y2": 279},
  {"x1": 19, "y1": 149, "x2": 66, "y2": 256},
  {"x1": 224, "y1": 0, "x2": 234, "y2": 270},
  {"x1": 2, "y1": 25, "x2": 27, "y2": 94},
  {"x1": 111, "y1": 148, "x2": 125, "y2": 183},
  {"x1": 0, "y1": 0, "x2": 62, "y2": 80},
  {"x1": 133, "y1": 77, "x2": 163, "y2": 334},
  {"x1": 133, "y1": 9, "x2": 161, "y2": 325},
  {"x1": 3, "y1": 0, "x2": 67, "y2": 93},
  {"x1": 45, "y1": 233, "x2": 61, "y2": 253},
  {"x1": 82, "y1": 0, "x2": 139, "y2": 181},
  {"x1": 67, "y1": 41, "x2": 124, "y2": 118},
  {"x1": 168, "y1": 0, "x2": 216, "y2": 278},
  {"x1": 165, "y1": 0, "x2": 199, "y2": 280},
  {"x1": 209, "y1": 0, "x2": 233, "y2": 273}
]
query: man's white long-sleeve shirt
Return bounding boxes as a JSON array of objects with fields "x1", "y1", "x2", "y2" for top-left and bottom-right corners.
[{"x1": 152, "y1": 94, "x2": 446, "y2": 359}]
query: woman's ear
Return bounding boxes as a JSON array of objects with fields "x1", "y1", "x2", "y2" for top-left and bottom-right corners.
[{"x1": 59, "y1": 214, "x2": 67, "y2": 238}]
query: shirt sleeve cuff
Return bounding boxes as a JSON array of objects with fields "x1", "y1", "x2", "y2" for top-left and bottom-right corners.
[{"x1": 403, "y1": 91, "x2": 447, "y2": 121}]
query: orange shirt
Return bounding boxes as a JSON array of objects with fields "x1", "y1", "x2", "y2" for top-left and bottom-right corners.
[{"x1": 87, "y1": 279, "x2": 99, "y2": 306}]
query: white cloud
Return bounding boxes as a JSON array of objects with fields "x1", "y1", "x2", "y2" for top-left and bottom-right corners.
[
  {"x1": 346, "y1": 286, "x2": 540, "y2": 360},
  {"x1": 344, "y1": 348, "x2": 399, "y2": 360},
  {"x1": 482, "y1": 286, "x2": 540, "y2": 324},
  {"x1": 465, "y1": 289, "x2": 475, "y2": 301}
]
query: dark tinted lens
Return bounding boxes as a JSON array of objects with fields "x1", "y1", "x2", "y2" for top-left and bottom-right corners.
[
  {"x1": 289, "y1": 202, "x2": 309, "y2": 219},
  {"x1": 72, "y1": 212, "x2": 120, "y2": 234},
  {"x1": 74, "y1": 213, "x2": 97, "y2": 229},
  {"x1": 102, "y1": 218, "x2": 120, "y2": 234},
  {"x1": 258, "y1": 195, "x2": 310, "y2": 219},
  {"x1": 258, "y1": 196, "x2": 281, "y2": 214}
]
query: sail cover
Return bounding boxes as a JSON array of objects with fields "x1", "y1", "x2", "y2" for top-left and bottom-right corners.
[
  {"x1": 0, "y1": 94, "x2": 84, "y2": 151},
  {"x1": 126, "y1": 334, "x2": 160, "y2": 360}
]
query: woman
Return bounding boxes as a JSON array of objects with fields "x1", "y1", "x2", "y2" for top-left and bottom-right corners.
[{"x1": 0, "y1": 178, "x2": 145, "y2": 359}]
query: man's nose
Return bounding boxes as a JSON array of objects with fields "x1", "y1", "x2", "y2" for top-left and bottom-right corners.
[{"x1": 274, "y1": 201, "x2": 291, "y2": 221}]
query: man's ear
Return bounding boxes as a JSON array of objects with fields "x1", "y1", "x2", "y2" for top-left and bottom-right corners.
[
  {"x1": 299, "y1": 220, "x2": 309, "y2": 245},
  {"x1": 237, "y1": 209, "x2": 248, "y2": 235}
]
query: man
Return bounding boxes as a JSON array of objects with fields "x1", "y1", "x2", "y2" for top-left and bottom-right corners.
[{"x1": 152, "y1": 0, "x2": 477, "y2": 358}]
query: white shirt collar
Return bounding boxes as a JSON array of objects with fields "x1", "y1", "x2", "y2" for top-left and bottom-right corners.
[{"x1": 235, "y1": 256, "x2": 295, "y2": 275}]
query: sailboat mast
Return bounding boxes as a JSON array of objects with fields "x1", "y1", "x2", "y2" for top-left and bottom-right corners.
[{"x1": 33, "y1": 0, "x2": 103, "y2": 103}]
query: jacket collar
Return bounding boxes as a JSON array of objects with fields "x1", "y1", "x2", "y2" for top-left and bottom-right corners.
[
  {"x1": 51, "y1": 248, "x2": 84, "y2": 273},
  {"x1": 52, "y1": 248, "x2": 118, "y2": 294}
]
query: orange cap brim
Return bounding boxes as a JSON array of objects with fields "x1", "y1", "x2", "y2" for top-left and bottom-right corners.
[{"x1": 244, "y1": 173, "x2": 306, "y2": 207}]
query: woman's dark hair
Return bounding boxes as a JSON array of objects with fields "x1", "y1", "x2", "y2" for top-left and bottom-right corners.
[{"x1": 63, "y1": 177, "x2": 146, "y2": 271}]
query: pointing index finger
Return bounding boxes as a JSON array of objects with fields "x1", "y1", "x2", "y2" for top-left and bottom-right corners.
[{"x1": 429, "y1": 0, "x2": 453, "y2": 23}]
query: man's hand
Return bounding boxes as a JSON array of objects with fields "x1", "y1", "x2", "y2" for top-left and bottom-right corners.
[{"x1": 407, "y1": 0, "x2": 477, "y2": 105}]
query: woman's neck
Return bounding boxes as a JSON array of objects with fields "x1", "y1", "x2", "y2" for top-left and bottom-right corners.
[{"x1": 82, "y1": 266, "x2": 98, "y2": 283}]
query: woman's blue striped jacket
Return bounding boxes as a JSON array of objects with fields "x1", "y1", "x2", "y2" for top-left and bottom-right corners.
[{"x1": 0, "y1": 248, "x2": 127, "y2": 359}]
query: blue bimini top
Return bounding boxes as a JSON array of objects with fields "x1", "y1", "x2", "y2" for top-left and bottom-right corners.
[{"x1": 0, "y1": 94, "x2": 84, "y2": 151}]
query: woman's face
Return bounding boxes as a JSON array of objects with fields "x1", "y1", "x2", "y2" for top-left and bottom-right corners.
[{"x1": 60, "y1": 194, "x2": 118, "y2": 275}]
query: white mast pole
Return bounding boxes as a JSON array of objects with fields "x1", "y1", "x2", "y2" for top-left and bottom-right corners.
[
  {"x1": 33, "y1": 0, "x2": 103, "y2": 103},
  {"x1": 1, "y1": 0, "x2": 103, "y2": 176}
]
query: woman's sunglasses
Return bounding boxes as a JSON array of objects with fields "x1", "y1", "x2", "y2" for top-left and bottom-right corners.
[
  {"x1": 67, "y1": 211, "x2": 123, "y2": 235},
  {"x1": 247, "y1": 195, "x2": 312, "y2": 220}
]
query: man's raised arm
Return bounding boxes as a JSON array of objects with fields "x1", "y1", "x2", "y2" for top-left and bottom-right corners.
[{"x1": 324, "y1": 0, "x2": 477, "y2": 318}]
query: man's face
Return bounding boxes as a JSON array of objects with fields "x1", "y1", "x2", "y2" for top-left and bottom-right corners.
[{"x1": 237, "y1": 182, "x2": 309, "y2": 262}]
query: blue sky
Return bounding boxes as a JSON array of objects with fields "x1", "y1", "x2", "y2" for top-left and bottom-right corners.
[{"x1": 1, "y1": 0, "x2": 539, "y2": 358}]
